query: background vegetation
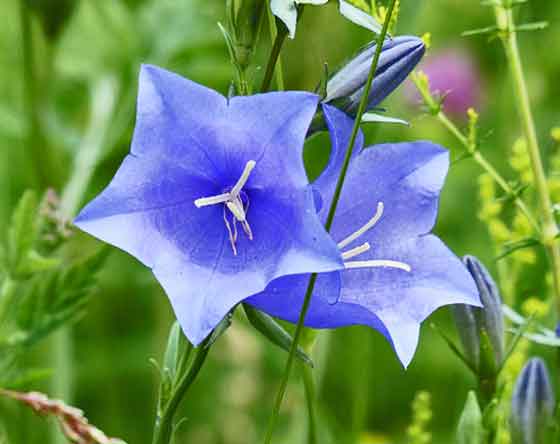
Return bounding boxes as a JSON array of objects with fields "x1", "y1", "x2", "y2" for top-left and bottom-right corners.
[{"x1": 1, "y1": 1, "x2": 559, "y2": 443}]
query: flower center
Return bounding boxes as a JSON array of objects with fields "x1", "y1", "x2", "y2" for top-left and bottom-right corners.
[
  {"x1": 338, "y1": 201, "x2": 412, "y2": 272},
  {"x1": 194, "y1": 160, "x2": 256, "y2": 255}
]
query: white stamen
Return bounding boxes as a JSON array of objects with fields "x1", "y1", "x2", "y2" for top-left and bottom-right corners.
[
  {"x1": 337, "y1": 202, "x2": 384, "y2": 249},
  {"x1": 341, "y1": 242, "x2": 371, "y2": 260},
  {"x1": 223, "y1": 208, "x2": 238, "y2": 256},
  {"x1": 194, "y1": 160, "x2": 257, "y2": 255},
  {"x1": 194, "y1": 193, "x2": 230, "y2": 208},
  {"x1": 230, "y1": 160, "x2": 256, "y2": 196},
  {"x1": 344, "y1": 260, "x2": 411, "y2": 272},
  {"x1": 226, "y1": 199, "x2": 246, "y2": 222}
]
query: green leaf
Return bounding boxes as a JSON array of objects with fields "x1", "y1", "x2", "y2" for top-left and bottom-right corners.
[
  {"x1": 7, "y1": 191, "x2": 39, "y2": 274},
  {"x1": 457, "y1": 391, "x2": 485, "y2": 444},
  {"x1": 243, "y1": 304, "x2": 313, "y2": 367},
  {"x1": 431, "y1": 322, "x2": 477, "y2": 374}
]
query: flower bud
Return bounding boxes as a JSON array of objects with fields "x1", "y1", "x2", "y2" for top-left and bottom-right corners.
[
  {"x1": 227, "y1": 0, "x2": 265, "y2": 70},
  {"x1": 510, "y1": 358, "x2": 556, "y2": 444},
  {"x1": 452, "y1": 255, "x2": 505, "y2": 370},
  {"x1": 324, "y1": 36, "x2": 425, "y2": 116}
]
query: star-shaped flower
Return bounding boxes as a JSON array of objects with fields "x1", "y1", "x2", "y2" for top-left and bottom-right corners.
[
  {"x1": 74, "y1": 65, "x2": 344, "y2": 345},
  {"x1": 246, "y1": 104, "x2": 480, "y2": 367}
]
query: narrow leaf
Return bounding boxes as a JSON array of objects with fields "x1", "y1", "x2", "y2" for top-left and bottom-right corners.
[{"x1": 243, "y1": 304, "x2": 314, "y2": 367}]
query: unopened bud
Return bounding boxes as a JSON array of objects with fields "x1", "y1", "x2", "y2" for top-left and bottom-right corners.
[
  {"x1": 325, "y1": 36, "x2": 425, "y2": 116},
  {"x1": 510, "y1": 358, "x2": 555, "y2": 444},
  {"x1": 452, "y1": 256, "x2": 504, "y2": 370}
]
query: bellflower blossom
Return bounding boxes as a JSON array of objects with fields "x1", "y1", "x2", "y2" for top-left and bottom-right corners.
[
  {"x1": 247, "y1": 105, "x2": 480, "y2": 366},
  {"x1": 74, "y1": 65, "x2": 344, "y2": 345}
]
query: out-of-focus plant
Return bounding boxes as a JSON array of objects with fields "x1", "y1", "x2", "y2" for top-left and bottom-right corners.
[
  {"x1": 0, "y1": 389, "x2": 126, "y2": 444},
  {"x1": 0, "y1": 190, "x2": 106, "y2": 388},
  {"x1": 406, "y1": 391, "x2": 432, "y2": 444}
]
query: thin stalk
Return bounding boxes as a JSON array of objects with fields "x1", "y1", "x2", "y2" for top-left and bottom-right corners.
[
  {"x1": 261, "y1": 19, "x2": 288, "y2": 92},
  {"x1": 494, "y1": 5, "x2": 560, "y2": 314},
  {"x1": 439, "y1": 111, "x2": 538, "y2": 232},
  {"x1": 302, "y1": 362, "x2": 317, "y2": 444},
  {"x1": 152, "y1": 342, "x2": 211, "y2": 444},
  {"x1": 262, "y1": 3, "x2": 398, "y2": 443},
  {"x1": 265, "y1": 6, "x2": 285, "y2": 91},
  {"x1": 411, "y1": 75, "x2": 539, "y2": 233},
  {"x1": 19, "y1": 0, "x2": 47, "y2": 187}
]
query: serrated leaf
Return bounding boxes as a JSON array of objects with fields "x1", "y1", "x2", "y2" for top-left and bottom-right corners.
[
  {"x1": 17, "y1": 250, "x2": 61, "y2": 277},
  {"x1": 243, "y1": 304, "x2": 313, "y2": 367},
  {"x1": 7, "y1": 191, "x2": 39, "y2": 274}
]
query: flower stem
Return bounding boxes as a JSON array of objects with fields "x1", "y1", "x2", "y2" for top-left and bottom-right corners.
[
  {"x1": 19, "y1": 0, "x2": 47, "y2": 187},
  {"x1": 494, "y1": 4, "x2": 560, "y2": 314},
  {"x1": 262, "y1": 3, "x2": 397, "y2": 443},
  {"x1": 260, "y1": 18, "x2": 288, "y2": 92},
  {"x1": 152, "y1": 341, "x2": 210, "y2": 444},
  {"x1": 302, "y1": 363, "x2": 317, "y2": 444},
  {"x1": 265, "y1": 6, "x2": 285, "y2": 91}
]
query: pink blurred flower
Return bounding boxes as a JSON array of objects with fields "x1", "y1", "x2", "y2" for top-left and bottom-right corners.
[{"x1": 407, "y1": 47, "x2": 483, "y2": 117}]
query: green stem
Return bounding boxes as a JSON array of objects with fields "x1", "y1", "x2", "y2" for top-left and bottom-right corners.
[
  {"x1": 411, "y1": 74, "x2": 539, "y2": 233},
  {"x1": 302, "y1": 363, "x2": 317, "y2": 444},
  {"x1": 439, "y1": 111, "x2": 539, "y2": 232},
  {"x1": 265, "y1": 6, "x2": 285, "y2": 91},
  {"x1": 19, "y1": 0, "x2": 47, "y2": 187},
  {"x1": 261, "y1": 17, "x2": 288, "y2": 93},
  {"x1": 262, "y1": 3, "x2": 398, "y2": 443},
  {"x1": 494, "y1": 5, "x2": 560, "y2": 314},
  {"x1": 152, "y1": 342, "x2": 211, "y2": 444}
]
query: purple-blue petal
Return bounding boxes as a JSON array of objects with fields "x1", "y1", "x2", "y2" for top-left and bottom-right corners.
[
  {"x1": 318, "y1": 141, "x2": 450, "y2": 244},
  {"x1": 248, "y1": 235, "x2": 479, "y2": 367}
]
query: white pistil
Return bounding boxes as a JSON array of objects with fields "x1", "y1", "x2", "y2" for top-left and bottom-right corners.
[
  {"x1": 194, "y1": 160, "x2": 257, "y2": 255},
  {"x1": 344, "y1": 260, "x2": 411, "y2": 272},
  {"x1": 230, "y1": 160, "x2": 256, "y2": 196},
  {"x1": 341, "y1": 242, "x2": 370, "y2": 260},
  {"x1": 337, "y1": 202, "x2": 384, "y2": 249}
]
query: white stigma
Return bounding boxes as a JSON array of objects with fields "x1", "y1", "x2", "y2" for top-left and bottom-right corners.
[
  {"x1": 338, "y1": 202, "x2": 384, "y2": 249},
  {"x1": 337, "y1": 201, "x2": 411, "y2": 274},
  {"x1": 194, "y1": 160, "x2": 256, "y2": 255}
]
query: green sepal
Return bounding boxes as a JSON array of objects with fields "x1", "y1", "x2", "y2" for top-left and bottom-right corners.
[
  {"x1": 206, "y1": 310, "x2": 235, "y2": 348},
  {"x1": 457, "y1": 391, "x2": 486, "y2": 444},
  {"x1": 243, "y1": 304, "x2": 313, "y2": 367}
]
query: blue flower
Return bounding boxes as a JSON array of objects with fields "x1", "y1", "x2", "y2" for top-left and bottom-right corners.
[
  {"x1": 325, "y1": 36, "x2": 426, "y2": 116},
  {"x1": 74, "y1": 65, "x2": 344, "y2": 345},
  {"x1": 246, "y1": 104, "x2": 480, "y2": 367}
]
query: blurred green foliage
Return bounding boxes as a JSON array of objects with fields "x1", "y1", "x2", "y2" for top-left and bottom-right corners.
[{"x1": 1, "y1": 1, "x2": 560, "y2": 443}]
